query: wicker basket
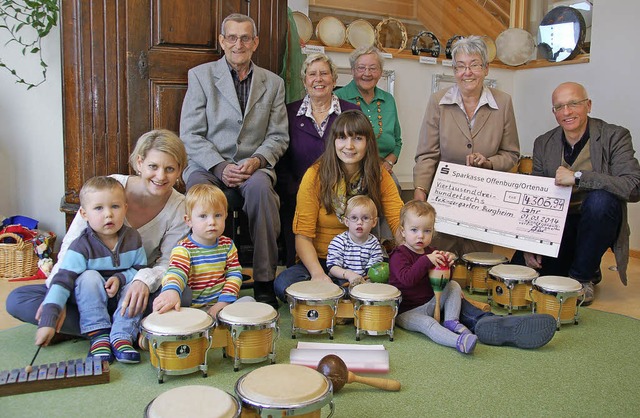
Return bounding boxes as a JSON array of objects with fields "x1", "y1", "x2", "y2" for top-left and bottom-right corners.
[{"x1": 0, "y1": 232, "x2": 39, "y2": 278}]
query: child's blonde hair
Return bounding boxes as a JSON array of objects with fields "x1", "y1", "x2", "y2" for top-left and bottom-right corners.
[
  {"x1": 184, "y1": 184, "x2": 227, "y2": 216},
  {"x1": 79, "y1": 176, "x2": 125, "y2": 207},
  {"x1": 345, "y1": 195, "x2": 378, "y2": 219},
  {"x1": 399, "y1": 200, "x2": 436, "y2": 227}
]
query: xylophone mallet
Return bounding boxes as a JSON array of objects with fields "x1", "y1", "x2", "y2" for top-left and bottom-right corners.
[{"x1": 25, "y1": 345, "x2": 42, "y2": 374}]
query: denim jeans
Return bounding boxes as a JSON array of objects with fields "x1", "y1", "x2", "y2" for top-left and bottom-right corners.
[
  {"x1": 512, "y1": 190, "x2": 622, "y2": 283},
  {"x1": 75, "y1": 270, "x2": 143, "y2": 341},
  {"x1": 273, "y1": 260, "x2": 348, "y2": 303}
]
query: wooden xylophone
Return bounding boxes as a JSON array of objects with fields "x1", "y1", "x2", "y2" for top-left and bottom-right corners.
[{"x1": 0, "y1": 357, "x2": 110, "y2": 397}]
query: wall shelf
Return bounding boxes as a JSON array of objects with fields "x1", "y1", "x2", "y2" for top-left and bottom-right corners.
[{"x1": 304, "y1": 40, "x2": 589, "y2": 70}]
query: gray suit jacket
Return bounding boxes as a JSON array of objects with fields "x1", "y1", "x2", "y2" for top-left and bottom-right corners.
[
  {"x1": 180, "y1": 58, "x2": 289, "y2": 183},
  {"x1": 532, "y1": 117, "x2": 640, "y2": 284}
]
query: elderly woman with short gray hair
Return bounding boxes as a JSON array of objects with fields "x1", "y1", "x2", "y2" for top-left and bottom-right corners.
[
  {"x1": 335, "y1": 46, "x2": 403, "y2": 174},
  {"x1": 413, "y1": 35, "x2": 520, "y2": 257}
]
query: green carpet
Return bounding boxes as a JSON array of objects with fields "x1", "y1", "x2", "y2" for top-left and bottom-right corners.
[{"x1": 1, "y1": 301, "x2": 639, "y2": 417}]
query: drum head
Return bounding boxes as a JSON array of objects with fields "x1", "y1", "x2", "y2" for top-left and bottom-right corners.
[
  {"x1": 236, "y1": 364, "x2": 329, "y2": 407},
  {"x1": 141, "y1": 307, "x2": 213, "y2": 334},
  {"x1": 481, "y1": 36, "x2": 497, "y2": 62},
  {"x1": 292, "y1": 11, "x2": 313, "y2": 43},
  {"x1": 286, "y1": 281, "x2": 344, "y2": 299},
  {"x1": 351, "y1": 282, "x2": 401, "y2": 300},
  {"x1": 462, "y1": 252, "x2": 509, "y2": 265},
  {"x1": 537, "y1": 5, "x2": 586, "y2": 62},
  {"x1": 316, "y1": 16, "x2": 346, "y2": 47},
  {"x1": 347, "y1": 19, "x2": 375, "y2": 49},
  {"x1": 489, "y1": 264, "x2": 538, "y2": 281},
  {"x1": 146, "y1": 385, "x2": 239, "y2": 418},
  {"x1": 496, "y1": 28, "x2": 536, "y2": 66},
  {"x1": 218, "y1": 301, "x2": 277, "y2": 323},
  {"x1": 533, "y1": 276, "x2": 583, "y2": 292}
]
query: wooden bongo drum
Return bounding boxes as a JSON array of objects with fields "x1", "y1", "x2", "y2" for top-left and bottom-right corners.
[
  {"x1": 286, "y1": 281, "x2": 344, "y2": 339},
  {"x1": 350, "y1": 283, "x2": 402, "y2": 341},
  {"x1": 217, "y1": 302, "x2": 279, "y2": 372},
  {"x1": 488, "y1": 264, "x2": 538, "y2": 314},
  {"x1": 140, "y1": 308, "x2": 214, "y2": 383},
  {"x1": 235, "y1": 364, "x2": 334, "y2": 417},
  {"x1": 462, "y1": 252, "x2": 509, "y2": 294},
  {"x1": 145, "y1": 385, "x2": 240, "y2": 418},
  {"x1": 531, "y1": 276, "x2": 584, "y2": 329}
]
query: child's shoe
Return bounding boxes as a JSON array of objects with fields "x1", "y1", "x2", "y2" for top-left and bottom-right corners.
[
  {"x1": 88, "y1": 329, "x2": 114, "y2": 363},
  {"x1": 456, "y1": 333, "x2": 478, "y2": 354},
  {"x1": 111, "y1": 338, "x2": 141, "y2": 363}
]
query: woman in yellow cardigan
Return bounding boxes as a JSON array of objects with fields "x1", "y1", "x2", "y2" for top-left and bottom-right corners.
[{"x1": 274, "y1": 110, "x2": 404, "y2": 301}]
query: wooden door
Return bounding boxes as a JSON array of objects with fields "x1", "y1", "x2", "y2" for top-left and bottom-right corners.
[{"x1": 60, "y1": 0, "x2": 287, "y2": 224}]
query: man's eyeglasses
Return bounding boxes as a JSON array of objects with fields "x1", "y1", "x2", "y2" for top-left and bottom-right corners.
[
  {"x1": 223, "y1": 35, "x2": 254, "y2": 45},
  {"x1": 354, "y1": 65, "x2": 381, "y2": 74},
  {"x1": 551, "y1": 98, "x2": 589, "y2": 113},
  {"x1": 345, "y1": 215, "x2": 374, "y2": 224},
  {"x1": 453, "y1": 63, "x2": 485, "y2": 73}
]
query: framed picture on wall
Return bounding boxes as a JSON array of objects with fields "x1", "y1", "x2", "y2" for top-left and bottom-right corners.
[
  {"x1": 336, "y1": 68, "x2": 396, "y2": 96},
  {"x1": 432, "y1": 74, "x2": 497, "y2": 94}
]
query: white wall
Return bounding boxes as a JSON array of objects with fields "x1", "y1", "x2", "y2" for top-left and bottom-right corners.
[
  {"x1": 1, "y1": 0, "x2": 638, "y2": 250},
  {"x1": 0, "y1": 25, "x2": 65, "y2": 246}
]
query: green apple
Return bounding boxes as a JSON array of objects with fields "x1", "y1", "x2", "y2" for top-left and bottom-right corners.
[{"x1": 368, "y1": 262, "x2": 389, "y2": 283}]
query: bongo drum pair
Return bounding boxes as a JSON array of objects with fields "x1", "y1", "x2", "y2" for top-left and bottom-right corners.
[
  {"x1": 530, "y1": 276, "x2": 584, "y2": 329},
  {"x1": 488, "y1": 264, "x2": 538, "y2": 314},
  {"x1": 462, "y1": 252, "x2": 509, "y2": 294},
  {"x1": 141, "y1": 302, "x2": 279, "y2": 381}
]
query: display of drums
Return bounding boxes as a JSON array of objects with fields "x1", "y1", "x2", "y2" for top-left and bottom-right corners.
[
  {"x1": 235, "y1": 364, "x2": 334, "y2": 417},
  {"x1": 140, "y1": 307, "x2": 214, "y2": 383},
  {"x1": 488, "y1": 264, "x2": 539, "y2": 314},
  {"x1": 531, "y1": 276, "x2": 584, "y2": 329},
  {"x1": 350, "y1": 283, "x2": 401, "y2": 341},
  {"x1": 145, "y1": 385, "x2": 240, "y2": 418},
  {"x1": 518, "y1": 155, "x2": 533, "y2": 174},
  {"x1": 217, "y1": 302, "x2": 279, "y2": 372},
  {"x1": 462, "y1": 252, "x2": 509, "y2": 293},
  {"x1": 286, "y1": 281, "x2": 344, "y2": 339}
]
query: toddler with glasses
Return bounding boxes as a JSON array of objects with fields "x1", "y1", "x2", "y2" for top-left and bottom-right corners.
[{"x1": 326, "y1": 195, "x2": 383, "y2": 287}]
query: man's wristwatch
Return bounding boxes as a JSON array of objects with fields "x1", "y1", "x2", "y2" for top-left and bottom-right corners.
[{"x1": 574, "y1": 170, "x2": 582, "y2": 186}]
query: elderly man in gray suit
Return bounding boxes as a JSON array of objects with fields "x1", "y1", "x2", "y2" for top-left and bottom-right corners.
[{"x1": 180, "y1": 13, "x2": 289, "y2": 308}]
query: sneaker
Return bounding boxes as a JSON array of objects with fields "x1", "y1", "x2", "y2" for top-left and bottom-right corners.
[
  {"x1": 580, "y1": 282, "x2": 595, "y2": 306},
  {"x1": 456, "y1": 333, "x2": 478, "y2": 354},
  {"x1": 475, "y1": 314, "x2": 556, "y2": 349}
]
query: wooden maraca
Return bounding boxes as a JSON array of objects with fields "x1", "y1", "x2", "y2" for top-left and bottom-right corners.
[
  {"x1": 428, "y1": 264, "x2": 451, "y2": 323},
  {"x1": 316, "y1": 354, "x2": 401, "y2": 393}
]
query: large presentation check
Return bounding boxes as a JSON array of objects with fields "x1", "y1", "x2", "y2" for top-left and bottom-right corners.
[{"x1": 427, "y1": 162, "x2": 572, "y2": 257}]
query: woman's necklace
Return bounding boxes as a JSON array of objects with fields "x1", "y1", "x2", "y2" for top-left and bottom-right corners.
[
  {"x1": 311, "y1": 101, "x2": 331, "y2": 114},
  {"x1": 355, "y1": 98, "x2": 383, "y2": 138}
]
